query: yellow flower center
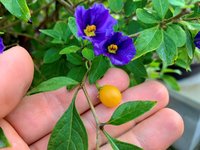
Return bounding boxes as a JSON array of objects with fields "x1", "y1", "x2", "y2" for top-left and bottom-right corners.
[
  {"x1": 108, "y1": 44, "x2": 118, "y2": 54},
  {"x1": 84, "y1": 25, "x2": 96, "y2": 37}
]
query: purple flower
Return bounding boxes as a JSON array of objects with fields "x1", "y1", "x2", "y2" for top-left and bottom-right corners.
[
  {"x1": 94, "y1": 32, "x2": 136, "y2": 66},
  {"x1": 0, "y1": 37, "x2": 5, "y2": 54},
  {"x1": 194, "y1": 32, "x2": 200, "y2": 49},
  {"x1": 75, "y1": 3, "x2": 117, "y2": 43}
]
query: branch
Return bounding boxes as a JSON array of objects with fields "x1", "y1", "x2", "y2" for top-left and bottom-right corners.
[
  {"x1": 162, "y1": 9, "x2": 191, "y2": 25},
  {"x1": 183, "y1": 17, "x2": 200, "y2": 21},
  {"x1": 129, "y1": 32, "x2": 140, "y2": 38},
  {"x1": 4, "y1": 30, "x2": 44, "y2": 44},
  {"x1": 56, "y1": 0, "x2": 74, "y2": 14}
]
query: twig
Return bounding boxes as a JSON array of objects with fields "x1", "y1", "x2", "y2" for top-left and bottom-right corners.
[
  {"x1": 183, "y1": 17, "x2": 200, "y2": 21},
  {"x1": 74, "y1": 0, "x2": 87, "y2": 8},
  {"x1": 80, "y1": 61, "x2": 101, "y2": 150},
  {"x1": 129, "y1": 32, "x2": 140, "y2": 38},
  {"x1": 66, "y1": 0, "x2": 73, "y2": 6},
  {"x1": 82, "y1": 85, "x2": 101, "y2": 150},
  {"x1": 3, "y1": 30, "x2": 44, "y2": 44},
  {"x1": 56, "y1": 0, "x2": 74, "y2": 14},
  {"x1": 161, "y1": 9, "x2": 191, "y2": 26}
]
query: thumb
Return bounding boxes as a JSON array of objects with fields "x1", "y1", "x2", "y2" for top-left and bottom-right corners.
[{"x1": 0, "y1": 46, "x2": 34, "y2": 118}]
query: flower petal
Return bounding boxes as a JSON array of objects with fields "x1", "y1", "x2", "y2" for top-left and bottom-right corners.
[
  {"x1": 74, "y1": 3, "x2": 117, "y2": 42},
  {"x1": 194, "y1": 31, "x2": 200, "y2": 49},
  {"x1": 93, "y1": 41, "x2": 107, "y2": 55},
  {"x1": 93, "y1": 32, "x2": 136, "y2": 66},
  {"x1": 93, "y1": 4, "x2": 117, "y2": 31},
  {"x1": 0, "y1": 38, "x2": 5, "y2": 54},
  {"x1": 75, "y1": 6, "x2": 87, "y2": 37}
]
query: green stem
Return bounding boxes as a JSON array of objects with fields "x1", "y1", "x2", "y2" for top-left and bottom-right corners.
[
  {"x1": 95, "y1": 82, "x2": 101, "y2": 91},
  {"x1": 129, "y1": 32, "x2": 140, "y2": 38}
]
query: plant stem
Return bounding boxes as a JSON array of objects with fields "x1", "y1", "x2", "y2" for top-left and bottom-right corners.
[
  {"x1": 82, "y1": 85, "x2": 101, "y2": 150},
  {"x1": 183, "y1": 17, "x2": 200, "y2": 21},
  {"x1": 161, "y1": 9, "x2": 190, "y2": 26},
  {"x1": 56, "y1": 0, "x2": 74, "y2": 14},
  {"x1": 4, "y1": 30, "x2": 44, "y2": 44},
  {"x1": 129, "y1": 32, "x2": 140, "y2": 38},
  {"x1": 82, "y1": 86, "x2": 100, "y2": 124}
]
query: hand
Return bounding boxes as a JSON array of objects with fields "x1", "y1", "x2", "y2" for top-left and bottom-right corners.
[{"x1": 0, "y1": 46, "x2": 184, "y2": 150}]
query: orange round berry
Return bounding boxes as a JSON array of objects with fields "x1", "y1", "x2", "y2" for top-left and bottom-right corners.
[{"x1": 99, "y1": 85, "x2": 122, "y2": 108}]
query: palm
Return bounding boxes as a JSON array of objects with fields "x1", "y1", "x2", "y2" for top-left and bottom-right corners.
[{"x1": 0, "y1": 46, "x2": 183, "y2": 150}]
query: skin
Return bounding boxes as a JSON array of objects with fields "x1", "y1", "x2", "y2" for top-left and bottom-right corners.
[{"x1": 0, "y1": 46, "x2": 184, "y2": 150}]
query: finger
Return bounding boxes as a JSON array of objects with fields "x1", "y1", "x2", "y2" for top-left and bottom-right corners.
[
  {"x1": 0, "y1": 46, "x2": 34, "y2": 118},
  {"x1": 0, "y1": 119, "x2": 29, "y2": 150},
  {"x1": 81, "y1": 80, "x2": 169, "y2": 149},
  {"x1": 30, "y1": 135, "x2": 50, "y2": 150},
  {"x1": 29, "y1": 80, "x2": 169, "y2": 149},
  {"x1": 101, "y1": 108, "x2": 184, "y2": 150},
  {"x1": 6, "y1": 68, "x2": 129, "y2": 144}
]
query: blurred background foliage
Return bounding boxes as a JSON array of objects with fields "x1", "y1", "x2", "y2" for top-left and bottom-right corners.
[{"x1": 0, "y1": 0, "x2": 200, "y2": 90}]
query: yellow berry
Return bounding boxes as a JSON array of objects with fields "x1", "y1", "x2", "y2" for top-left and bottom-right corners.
[{"x1": 99, "y1": 85, "x2": 122, "y2": 108}]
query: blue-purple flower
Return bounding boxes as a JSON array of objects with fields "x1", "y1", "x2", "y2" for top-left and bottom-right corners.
[
  {"x1": 75, "y1": 3, "x2": 117, "y2": 43},
  {"x1": 0, "y1": 37, "x2": 4, "y2": 54},
  {"x1": 94, "y1": 32, "x2": 136, "y2": 65},
  {"x1": 194, "y1": 31, "x2": 200, "y2": 49}
]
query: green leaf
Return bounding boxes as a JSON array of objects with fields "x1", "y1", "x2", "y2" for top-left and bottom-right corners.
[
  {"x1": 152, "y1": 0, "x2": 169, "y2": 19},
  {"x1": 43, "y1": 48, "x2": 61, "y2": 64},
  {"x1": 107, "y1": 101, "x2": 156, "y2": 125},
  {"x1": 162, "y1": 75, "x2": 180, "y2": 91},
  {"x1": 0, "y1": 0, "x2": 31, "y2": 22},
  {"x1": 124, "y1": 0, "x2": 147, "y2": 17},
  {"x1": 82, "y1": 48, "x2": 95, "y2": 61},
  {"x1": 124, "y1": 0, "x2": 135, "y2": 16},
  {"x1": 108, "y1": 0, "x2": 123, "y2": 13},
  {"x1": 135, "y1": 26, "x2": 163, "y2": 59},
  {"x1": 168, "y1": 0, "x2": 185, "y2": 7},
  {"x1": 126, "y1": 59, "x2": 147, "y2": 85},
  {"x1": 68, "y1": 17, "x2": 81, "y2": 41},
  {"x1": 60, "y1": 46, "x2": 80, "y2": 55},
  {"x1": 48, "y1": 89, "x2": 88, "y2": 150},
  {"x1": 127, "y1": 59, "x2": 147, "y2": 78},
  {"x1": 40, "y1": 21, "x2": 70, "y2": 43},
  {"x1": 157, "y1": 31, "x2": 177, "y2": 66},
  {"x1": 88, "y1": 56, "x2": 110, "y2": 84},
  {"x1": 0, "y1": 127, "x2": 11, "y2": 148},
  {"x1": 181, "y1": 21, "x2": 200, "y2": 30},
  {"x1": 104, "y1": 131, "x2": 142, "y2": 150},
  {"x1": 67, "y1": 66, "x2": 87, "y2": 83},
  {"x1": 166, "y1": 24, "x2": 186, "y2": 47},
  {"x1": 162, "y1": 68, "x2": 182, "y2": 75},
  {"x1": 127, "y1": 20, "x2": 143, "y2": 35},
  {"x1": 136, "y1": 9, "x2": 160, "y2": 24},
  {"x1": 28, "y1": 77, "x2": 79, "y2": 95},
  {"x1": 175, "y1": 47, "x2": 192, "y2": 71},
  {"x1": 67, "y1": 53, "x2": 84, "y2": 65},
  {"x1": 40, "y1": 29, "x2": 59, "y2": 39},
  {"x1": 185, "y1": 29, "x2": 194, "y2": 59}
]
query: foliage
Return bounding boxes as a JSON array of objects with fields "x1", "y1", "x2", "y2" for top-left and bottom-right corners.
[
  {"x1": 1, "y1": 0, "x2": 200, "y2": 149},
  {"x1": 0, "y1": 127, "x2": 10, "y2": 148}
]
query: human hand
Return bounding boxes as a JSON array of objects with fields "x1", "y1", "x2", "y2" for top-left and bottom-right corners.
[{"x1": 0, "y1": 46, "x2": 184, "y2": 150}]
